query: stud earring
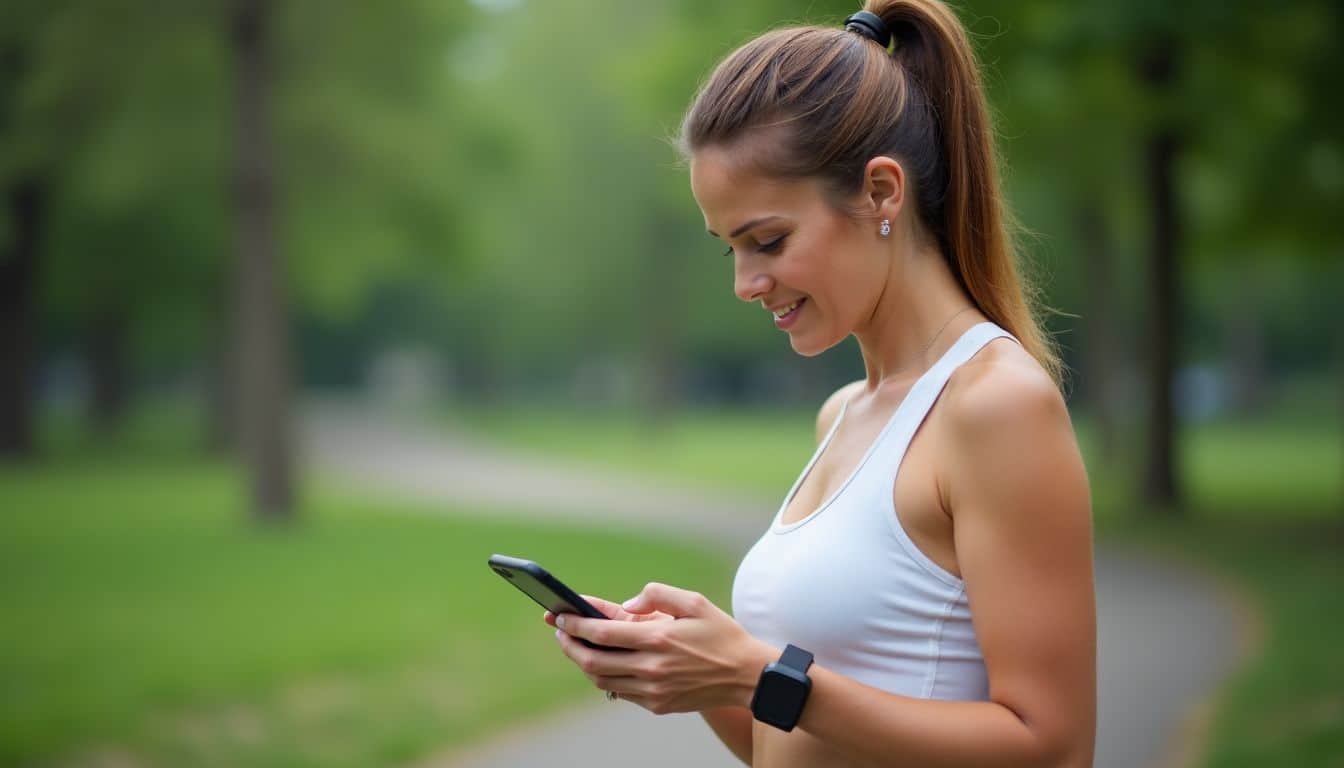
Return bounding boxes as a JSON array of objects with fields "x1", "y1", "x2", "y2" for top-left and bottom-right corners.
[{"x1": 879, "y1": 219, "x2": 891, "y2": 237}]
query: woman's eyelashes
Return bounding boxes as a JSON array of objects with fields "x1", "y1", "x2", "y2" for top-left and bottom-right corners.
[{"x1": 720, "y1": 235, "x2": 789, "y2": 258}]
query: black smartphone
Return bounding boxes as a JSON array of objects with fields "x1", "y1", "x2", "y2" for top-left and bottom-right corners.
[{"x1": 487, "y1": 554, "x2": 629, "y2": 652}]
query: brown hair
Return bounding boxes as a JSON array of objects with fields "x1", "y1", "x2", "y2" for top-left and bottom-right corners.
[{"x1": 679, "y1": 0, "x2": 1064, "y2": 389}]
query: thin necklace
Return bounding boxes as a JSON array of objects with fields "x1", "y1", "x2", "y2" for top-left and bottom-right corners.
[{"x1": 881, "y1": 304, "x2": 976, "y2": 380}]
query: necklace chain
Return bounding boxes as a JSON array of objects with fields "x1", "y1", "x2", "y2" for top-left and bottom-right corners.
[{"x1": 883, "y1": 305, "x2": 975, "y2": 379}]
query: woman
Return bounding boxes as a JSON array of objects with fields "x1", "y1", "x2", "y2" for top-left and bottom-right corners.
[{"x1": 544, "y1": 1, "x2": 1097, "y2": 766}]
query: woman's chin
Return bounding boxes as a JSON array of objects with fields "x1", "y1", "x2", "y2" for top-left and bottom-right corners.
[{"x1": 788, "y1": 328, "x2": 839, "y2": 358}]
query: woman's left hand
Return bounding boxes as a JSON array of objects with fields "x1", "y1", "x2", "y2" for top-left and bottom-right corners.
[{"x1": 553, "y1": 582, "x2": 775, "y2": 715}]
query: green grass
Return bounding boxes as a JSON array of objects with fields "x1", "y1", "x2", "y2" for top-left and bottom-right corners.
[
  {"x1": 1184, "y1": 418, "x2": 1342, "y2": 514},
  {"x1": 0, "y1": 456, "x2": 733, "y2": 767}
]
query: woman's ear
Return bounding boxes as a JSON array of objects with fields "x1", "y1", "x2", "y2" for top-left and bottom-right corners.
[{"x1": 863, "y1": 156, "x2": 905, "y2": 221}]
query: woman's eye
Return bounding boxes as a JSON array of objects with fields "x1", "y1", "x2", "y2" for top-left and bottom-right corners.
[{"x1": 719, "y1": 235, "x2": 787, "y2": 258}]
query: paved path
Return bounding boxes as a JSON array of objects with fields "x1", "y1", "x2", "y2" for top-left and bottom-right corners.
[{"x1": 303, "y1": 401, "x2": 1257, "y2": 768}]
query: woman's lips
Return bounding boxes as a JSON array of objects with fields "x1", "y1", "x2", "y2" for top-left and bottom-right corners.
[{"x1": 774, "y1": 297, "x2": 806, "y2": 329}]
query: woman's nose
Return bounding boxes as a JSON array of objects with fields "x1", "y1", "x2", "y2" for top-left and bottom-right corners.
[{"x1": 734, "y1": 257, "x2": 771, "y2": 303}]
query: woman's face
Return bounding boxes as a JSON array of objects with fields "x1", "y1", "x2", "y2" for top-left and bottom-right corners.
[{"x1": 690, "y1": 145, "x2": 885, "y2": 357}]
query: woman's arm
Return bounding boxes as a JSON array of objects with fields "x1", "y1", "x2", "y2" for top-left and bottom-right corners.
[{"x1": 699, "y1": 705, "x2": 753, "y2": 766}]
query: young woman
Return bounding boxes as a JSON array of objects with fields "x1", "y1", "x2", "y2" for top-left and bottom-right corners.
[{"x1": 545, "y1": 2, "x2": 1097, "y2": 766}]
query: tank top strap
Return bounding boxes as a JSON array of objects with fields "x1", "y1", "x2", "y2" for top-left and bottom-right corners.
[{"x1": 864, "y1": 321, "x2": 1019, "y2": 474}]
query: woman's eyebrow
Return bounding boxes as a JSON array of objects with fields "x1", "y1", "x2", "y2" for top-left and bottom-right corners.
[{"x1": 707, "y1": 215, "x2": 783, "y2": 239}]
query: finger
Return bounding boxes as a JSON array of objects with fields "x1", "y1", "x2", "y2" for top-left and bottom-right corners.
[
  {"x1": 622, "y1": 582, "x2": 707, "y2": 619},
  {"x1": 555, "y1": 612, "x2": 658, "y2": 650},
  {"x1": 580, "y1": 595, "x2": 622, "y2": 618},
  {"x1": 554, "y1": 629, "x2": 646, "y2": 677},
  {"x1": 581, "y1": 595, "x2": 671, "y2": 623},
  {"x1": 593, "y1": 673, "x2": 649, "y2": 697},
  {"x1": 592, "y1": 682, "x2": 650, "y2": 709}
]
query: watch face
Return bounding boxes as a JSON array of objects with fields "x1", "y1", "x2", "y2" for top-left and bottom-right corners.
[{"x1": 752, "y1": 667, "x2": 810, "y2": 730}]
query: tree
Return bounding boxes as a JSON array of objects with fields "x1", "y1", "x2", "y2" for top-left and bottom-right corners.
[
  {"x1": 229, "y1": 0, "x2": 291, "y2": 519},
  {"x1": 1137, "y1": 34, "x2": 1183, "y2": 509},
  {"x1": 977, "y1": 0, "x2": 1342, "y2": 515},
  {"x1": 0, "y1": 178, "x2": 42, "y2": 458},
  {"x1": 0, "y1": 10, "x2": 50, "y2": 458},
  {"x1": 3, "y1": 2, "x2": 231, "y2": 453}
]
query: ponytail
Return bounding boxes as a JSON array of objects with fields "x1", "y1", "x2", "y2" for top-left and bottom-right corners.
[
  {"x1": 868, "y1": 0, "x2": 1064, "y2": 388},
  {"x1": 681, "y1": 0, "x2": 1065, "y2": 389}
]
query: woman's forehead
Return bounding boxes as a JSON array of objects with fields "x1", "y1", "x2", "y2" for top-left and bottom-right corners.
[{"x1": 691, "y1": 148, "x2": 815, "y2": 231}]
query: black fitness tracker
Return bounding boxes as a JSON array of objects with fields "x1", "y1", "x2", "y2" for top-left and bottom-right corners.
[{"x1": 750, "y1": 644, "x2": 814, "y2": 732}]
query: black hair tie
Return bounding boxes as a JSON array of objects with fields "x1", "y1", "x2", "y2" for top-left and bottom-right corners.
[{"x1": 844, "y1": 10, "x2": 891, "y2": 48}]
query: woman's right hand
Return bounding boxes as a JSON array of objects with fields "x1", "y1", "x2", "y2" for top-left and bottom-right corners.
[{"x1": 543, "y1": 594, "x2": 674, "y2": 627}]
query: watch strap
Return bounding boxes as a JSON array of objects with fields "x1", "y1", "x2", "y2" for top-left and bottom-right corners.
[{"x1": 779, "y1": 643, "x2": 814, "y2": 673}]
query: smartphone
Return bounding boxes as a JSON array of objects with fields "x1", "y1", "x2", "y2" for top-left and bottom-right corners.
[{"x1": 487, "y1": 554, "x2": 629, "y2": 652}]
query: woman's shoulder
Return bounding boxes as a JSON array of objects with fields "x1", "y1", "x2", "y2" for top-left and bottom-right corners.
[
  {"x1": 940, "y1": 336, "x2": 1071, "y2": 445},
  {"x1": 935, "y1": 335, "x2": 1089, "y2": 521}
]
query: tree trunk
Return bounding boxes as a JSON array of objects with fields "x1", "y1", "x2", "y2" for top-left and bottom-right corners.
[
  {"x1": 638, "y1": 211, "x2": 684, "y2": 431},
  {"x1": 1141, "y1": 127, "x2": 1182, "y2": 514},
  {"x1": 231, "y1": 0, "x2": 293, "y2": 520},
  {"x1": 87, "y1": 306, "x2": 129, "y2": 434},
  {"x1": 0, "y1": 179, "x2": 43, "y2": 459},
  {"x1": 1139, "y1": 41, "x2": 1183, "y2": 515},
  {"x1": 1077, "y1": 204, "x2": 1119, "y2": 463}
]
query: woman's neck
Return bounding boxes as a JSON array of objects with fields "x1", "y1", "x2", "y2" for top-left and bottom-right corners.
[{"x1": 852, "y1": 242, "x2": 982, "y2": 395}]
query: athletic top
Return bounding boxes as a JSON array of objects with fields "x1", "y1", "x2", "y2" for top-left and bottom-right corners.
[{"x1": 731, "y1": 321, "x2": 1019, "y2": 700}]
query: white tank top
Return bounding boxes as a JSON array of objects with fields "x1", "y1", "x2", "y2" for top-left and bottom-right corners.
[{"x1": 732, "y1": 321, "x2": 1019, "y2": 701}]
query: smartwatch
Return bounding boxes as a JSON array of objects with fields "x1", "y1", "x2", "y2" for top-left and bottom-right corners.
[{"x1": 749, "y1": 644, "x2": 814, "y2": 732}]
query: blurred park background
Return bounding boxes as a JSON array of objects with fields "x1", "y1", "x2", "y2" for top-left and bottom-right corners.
[{"x1": 1, "y1": 0, "x2": 1341, "y2": 766}]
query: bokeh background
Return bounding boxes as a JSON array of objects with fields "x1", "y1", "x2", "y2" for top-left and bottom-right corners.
[{"x1": 1, "y1": 0, "x2": 1340, "y2": 766}]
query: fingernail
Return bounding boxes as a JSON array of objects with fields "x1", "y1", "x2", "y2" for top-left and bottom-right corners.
[
  {"x1": 555, "y1": 615, "x2": 566, "y2": 630},
  {"x1": 555, "y1": 629, "x2": 563, "y2": 640}
]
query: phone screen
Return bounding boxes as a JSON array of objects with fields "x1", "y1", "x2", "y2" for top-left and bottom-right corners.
[{"x1": 487, "y1": 554, "x2": 629, "y2": 652}]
